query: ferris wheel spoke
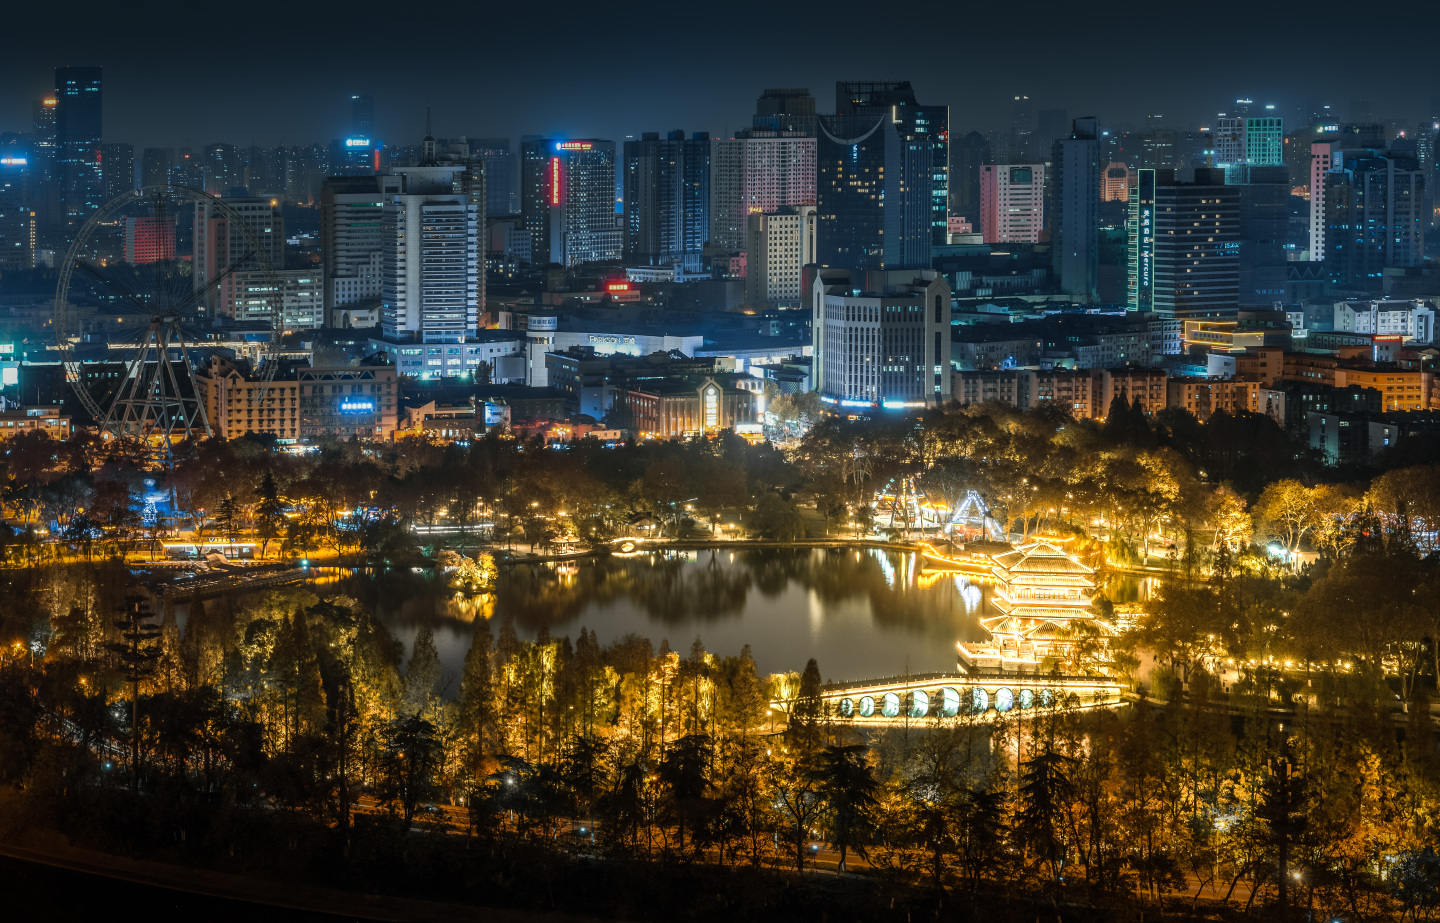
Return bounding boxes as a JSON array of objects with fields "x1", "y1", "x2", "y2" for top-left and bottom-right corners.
[
  {"x1": 175, "y1": 247, "x2": 257, "y2": 316},
  {"x1": 72, "y1": 258, "x2": 153, "y2": 316}
]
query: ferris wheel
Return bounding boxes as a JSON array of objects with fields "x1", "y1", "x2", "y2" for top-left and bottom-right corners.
[{"x1": 53, "y1": 185, "x2": 281, "y2": 460}]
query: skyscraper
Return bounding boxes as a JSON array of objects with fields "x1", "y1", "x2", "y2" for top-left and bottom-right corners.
[
  {"x1": 54, "y1": 66, "x2": 103, "y2": 227},
  {"x1": 0, "y1": 157, "x2": 34, "y2": 271},
  {"x1": 321, "y1": 175, "x2": 387, "y2": 325},
  {"x1": 380, "y1": 166, "x2": 480, "y2": 342},
  {"x1": 1236, "y1": 165, "x2": 1290, "y2": 305},
  {"x1": 30, "y1": 96, "x2": 59, "y2": 230},
  {"x1": 141, "y1": 148, "x2": 171, "y2": 189},
  {"x1": 472, "y1": 138, "x2": 516, "y2": 216},
  {"x1": 1322, "y1": 144, "x2": 1426, "y2": 289},
  {"x1": 753, "y1": 88, "x2": 816, "y2": 135},
  {"x1": 1011, "y1": 95, "x2": 1034, "y2": 161},
  {"x1": 193, "y1": 197, "x2": 285, "y2": 317},
  {"x1": 100, "y1": 142, "x2": 133, "y2": 202},
  {"x1": 520, "y1": 139, "x2": 620, "y2": 267},
  {"x1": 351, "y1": 95, "x2": 375, "y2": 136},
  {"x1": 623, "y1": 130, "x2": 710, "y2": 267},
  {"x1": 1052, "y1": 118, "x2": 1100, "y2": 302},
  {"x1": 815, "y1": 81, "x2": 947, "y2": 270},
  {"x1": 708, "y1": 131, "x2": 816, "y2": 253},
  {"x1": 980, "y1": 164, "x2": 1045, "y2": 244},
  {"x1": 1127, "y1": 169, "x2": 1239, "y2": 318},
  {"x1": 950, "y1": 131, "x2": 991, "y2": 224},
  {"x1": 746, "y1": 205, "x2": 815, "y2": 309}
]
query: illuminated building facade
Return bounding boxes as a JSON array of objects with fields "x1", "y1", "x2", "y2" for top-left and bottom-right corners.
[
  {"x1": 746, "y1": 204, "x2": 815, "y2": 309},
  {"x1": 979, "y1": 164, "x2": 1045, "y2": 244},
  {"x1": 811, "y1": 268, "x2": 952, "y2": 409},
  {"x1": 1127, "y1": 169, "x2": 1238, "y2": 320},
  {"x1": 379, "y1": 167, "x2": 480, "y2": 342},
  {"x1": 193, "y1": 197, "x2": 285, "y2": 317},
  {"x1": 321, "y1": 175, "x2": 386, "y2": 322},
  {"x1": 123, "y1": 216, "x2": 175, "y2": 264},
  {"x1": 520, "y1": 139, "x2": 620, "y2": 267},
  {"x1": 54, "y1": 66, "x2": 103, "y2": 228},
  {"x1": 197, "y1": 356, "x2": 398, "y2": 441},
  {"x1": 1101, "y1": 162, "x2": 1132, "y2": 202},
  {"x1": 623, "y1": 130, "x2": 710, "y2": 267},
  {"x1": 815, "y1": 80, "x2": 948, "y2": 270},
  {"x1": 0, "y1": 157, "x2": 34, "y2": 271},
  {"x1": 709, "y1": 132, "x2": 816, "y2": 253},
  {"x1": 1322, "y1": 146, "x2": 1426, "y2": 289},
  {"x1": 624, "y1": 376, "x2": 755, "y2": 438}
]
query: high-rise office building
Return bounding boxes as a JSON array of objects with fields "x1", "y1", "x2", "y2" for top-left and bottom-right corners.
[
  {"x1": 1309, "y1": 140, "x2": 1336, "y2": 260},
  {"x1": 623, "y1": 130, "x2": 710, "y2": 267},
  {"x1": 1236, "y1": 165, "x2": 1289, "y2": 305},
  {"x1": 746, "y1": 205, "x2": 815, "y2": 309},
  {"x1": 193, "y1": 197, "x2": 285, "y2": 317},
  {"x1": 351, "y1": 95, "x2": 375, "y2": 136},
  {"x1": 30, "y1": 96, "x2": 59, "y2": 230},
  {"x1": 100, "y1": 142, "x2": 133, "y2": 202},
  {"x1": 203, "y1": 143, "x2": 243, "y2": 194},
  {"x1": 520, "y1": 139, "x2": 621, "y2": 267},
  {"x1": 380, "y1": 166, "x2": 480, "y2": 342},
  {"x1": 0, "y1": 158, "x2": 34, "y2": 271},
  {"x1": 141, "y1": 148, "x2": 171, "y2": 188},
  {"x1": 815, "y1": 81, "x2": 947, "y2": 270},
  {"x1": 1322, "y1": 144, "x2": 1426, "y2": 289},
  {"x1": 753, "y1": 88, "x2": 817, "y2": 135},
  {"x1": 321, "y1": 175, "x2": 387, "y2": 325},
  {"x1": 1052, "y1": 118, "x2": 1100, "y2": 301},
  {"x1": 811, "y1": 268, "x2": 953, "y2": 408},
  {"x1": 54, "y1": 66, "x2": 103, "y2": 228},
  {"x1": 472, "y1": 138, "x2": 516, "y2": 216},
  {"x1": 950, "y1": 131, "x2": 991, "y2": 223},
  {"x1": 980, "y1": 164, "x2": 1045, "y2": 244},
  {"x1": 1037, "y1": 109, "x2": 1070, "y2": 149},
  {"x1": 1127, "y1": 169, "x2": 1239, "y2": 318},
  {"x1": 708, "y1": 131, "x2": 816, "y2": 253},
  {"x1": 1011, "y1": 95, "x2": 1034, "y2": 161}
]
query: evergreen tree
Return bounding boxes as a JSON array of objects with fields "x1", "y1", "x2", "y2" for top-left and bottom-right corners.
[
  {"x1": 459, "y1": 618, "x2": 494, "y2": 773},
  {"x1": 106, "y1": 594, "x2": 162, "y2": 790},
  {"x1": 403, "y1": 625, "x2": 441, "y2": 717},
  {"x1": 810, "y1": 743, "x2": 879, "y2": 872}
]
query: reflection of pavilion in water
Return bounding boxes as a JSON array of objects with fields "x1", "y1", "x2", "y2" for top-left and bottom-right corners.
[{"x1": 783, "y1": 536, "x2": 1125, "y2": 724}]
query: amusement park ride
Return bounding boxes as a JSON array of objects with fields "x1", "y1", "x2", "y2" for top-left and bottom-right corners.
[{"x1": 53, "y1": 186, "x2": 281, "y2": 467}]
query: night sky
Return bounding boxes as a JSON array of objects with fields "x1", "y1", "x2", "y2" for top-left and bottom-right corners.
[{"x1": 4, "y1": 0, "x2": 1438, "y2": 148}]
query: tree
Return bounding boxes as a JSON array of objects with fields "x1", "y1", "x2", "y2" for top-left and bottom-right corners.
[
  {"x1": 378, "y1": 713, "x2": 441, "y2": 826},
  {"x1": 254, "y1": 470, "x2": 285, "y2": 559},
  {"x1": 1016, "y1": 749, "x2": 1077, "y2": 885},
  {"x1": 106, "y1": 594, "x2": 162, "y2": 790},
  {"x1": 659, "y1": 733, "x2": 713, "y2": 855},
  {"x1": 810, "y1": 743, "x2": 879, "y2": 872},
  {"x1": 215, "y1": 494, "x2": 242, "y2": 543},
  {"x1": 403, "y1": 625, "x2": 441, "y2": 716},
  {"x1": 1252, "y1": 479, "x2": 1323, "y2": 566}
]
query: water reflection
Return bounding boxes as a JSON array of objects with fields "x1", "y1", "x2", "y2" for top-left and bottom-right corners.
[{"x1": 332, "y1": 549, "x2": 1157, "y2": 686}]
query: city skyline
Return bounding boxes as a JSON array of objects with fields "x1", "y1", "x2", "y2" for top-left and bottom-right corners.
[{"x1": 4, "y1": 0, "x2": 1439, "y2": 148}]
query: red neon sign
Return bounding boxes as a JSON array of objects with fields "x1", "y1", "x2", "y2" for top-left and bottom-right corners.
[
  {"x1": 607, "y1": 282, "x2": 629, "y2": 292},
  {"x1": 550, "y1": 157, "x2": 562, "y2": 205}
]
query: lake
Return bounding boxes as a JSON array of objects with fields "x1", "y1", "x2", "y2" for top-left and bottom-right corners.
[{"x1": 329, "y1": 547, "x2": 1154, "y2": 689}]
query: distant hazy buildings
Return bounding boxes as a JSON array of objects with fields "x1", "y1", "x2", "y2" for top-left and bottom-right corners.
[
  {"x1": 193, "y1": 197, "x2": 284, "y2": 317},
  {"x1": 1102, "y1": 162, "x2": 1132, "y2": 202},
  {"x1": 123, "y1": 216, "x2": 175, "y2": 264},
  {"x1": 752, "y1": 88, "x2": 817, "y2": 135},
  {"x1": 100, "y1": 142, "x2": 132, "y2": 202},
  {"x1": 1319, "y1": 128, "x2": 1426, "y2": 289},
  {"x1": 746, "y1": 204, "x2": 815, "y2": 309},
  {"x1": 472, "y1": 138, "x2": 516, "y2": 217},
  {"x1": 521, "y1": 138, "x2": 621, "y2": 267},
  {"x1": 980, "y1": 164, "x2": 1045, "y2": 244},
  {"x1": 0, "y1": 158, "x2": 33, "y2": 270},
  {"x1": 623, "y1": 130, "x2": 710, "y2": 268}
]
